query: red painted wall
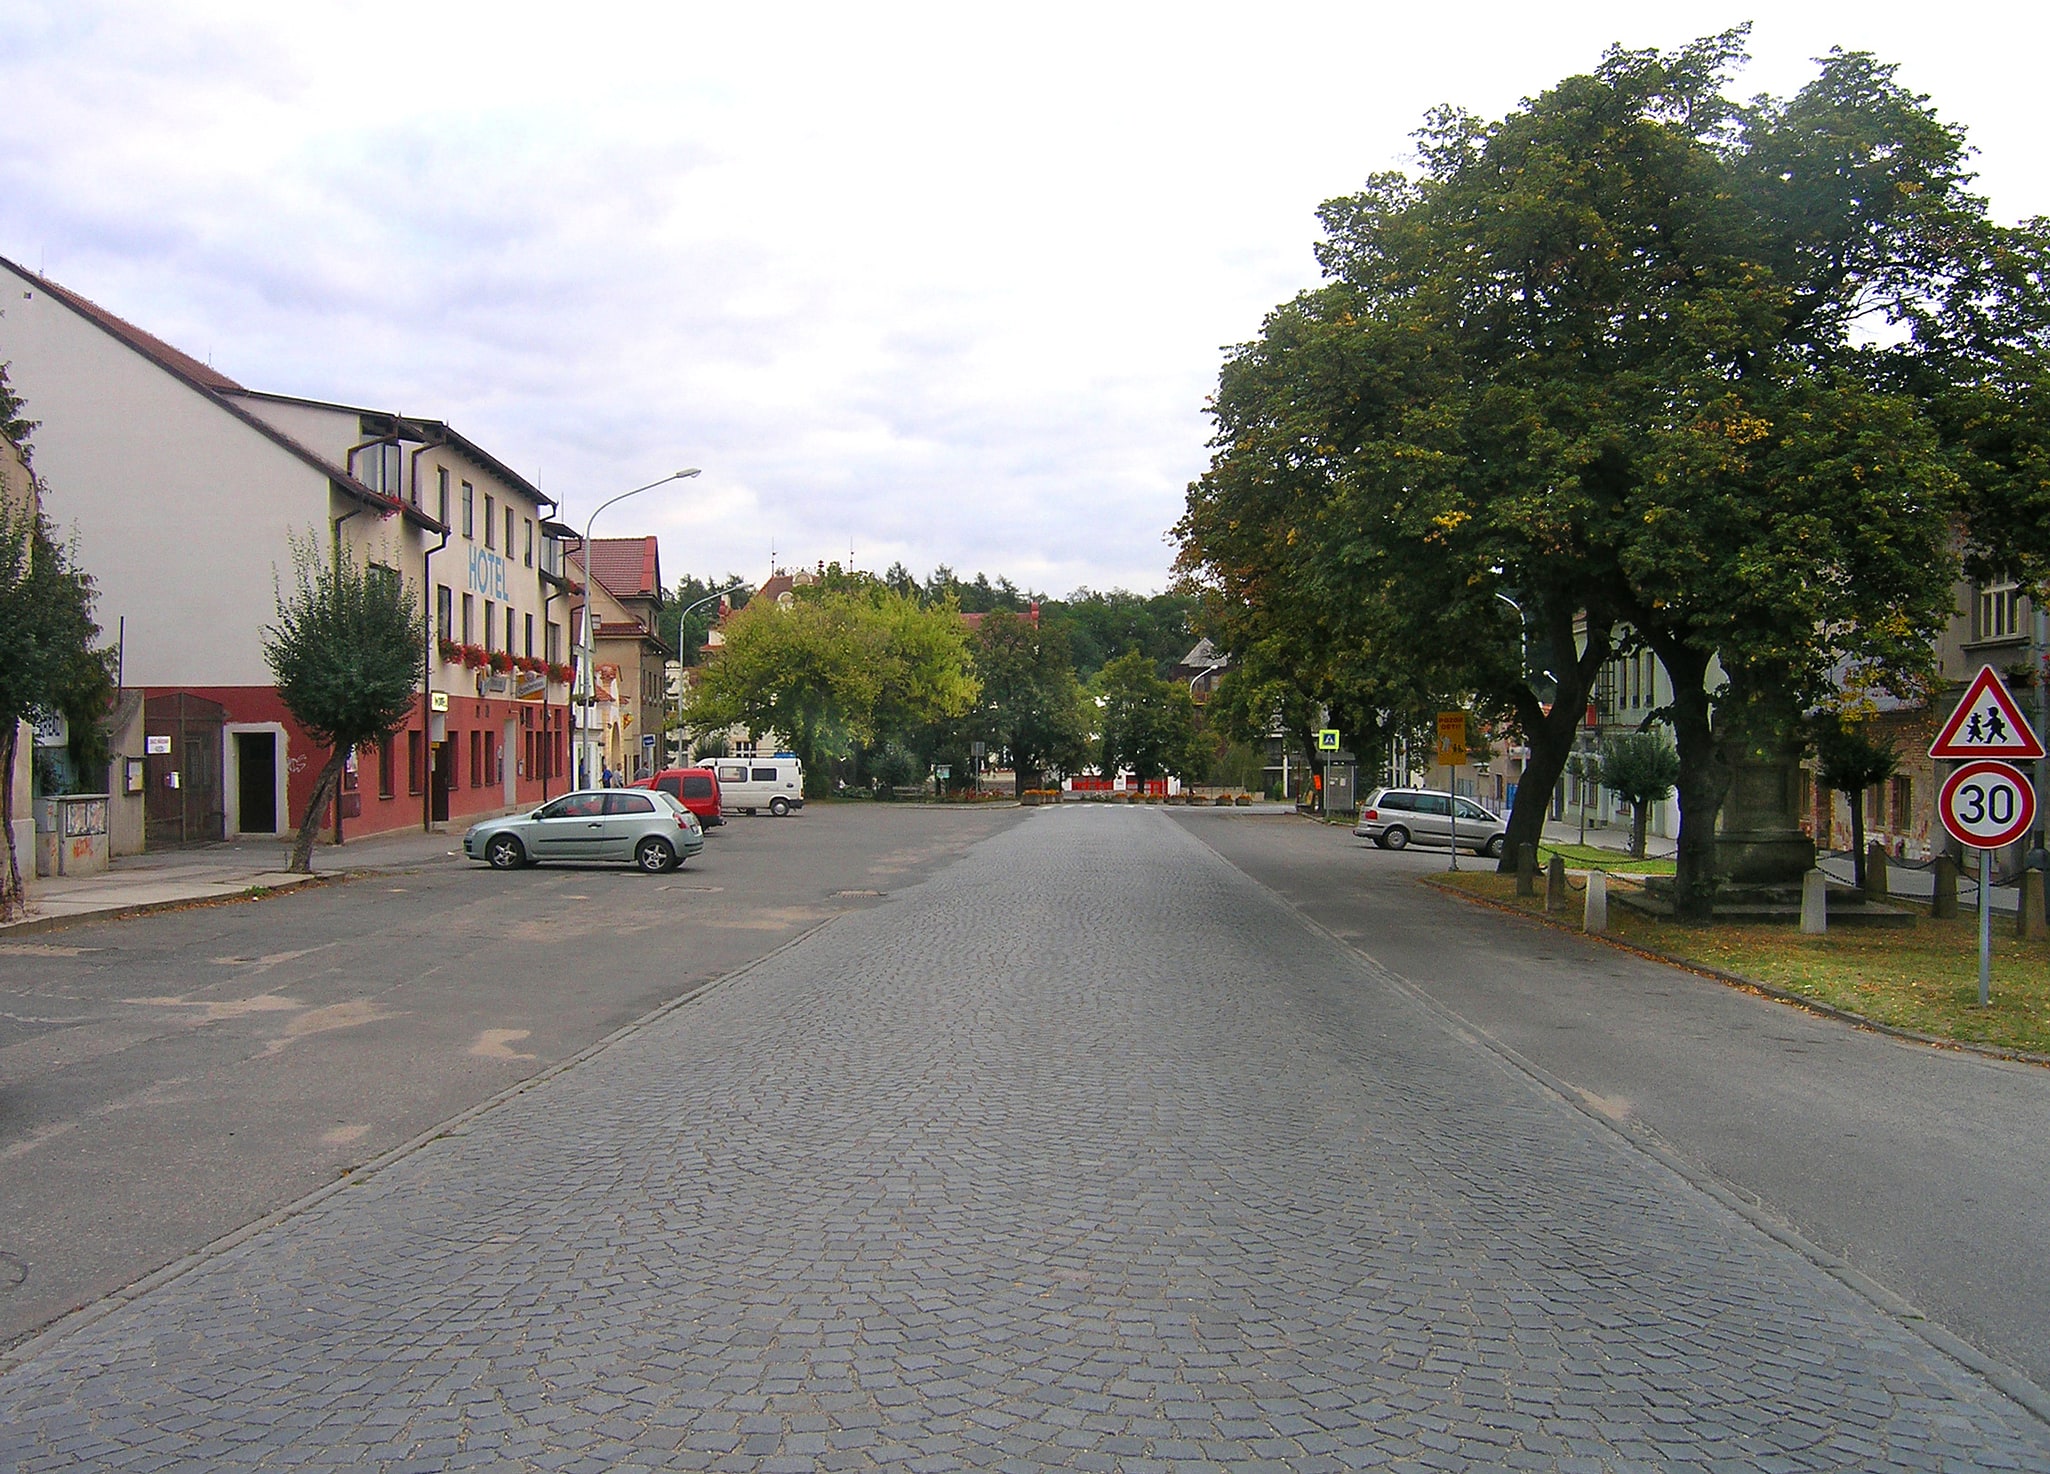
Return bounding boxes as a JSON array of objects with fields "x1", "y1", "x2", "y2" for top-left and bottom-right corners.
[{"x1": 142, "y1": 685, "x2": 570, "y2": 842}]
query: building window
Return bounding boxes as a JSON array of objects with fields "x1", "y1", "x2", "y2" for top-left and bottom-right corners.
[
  {"x1": 1890, "y1": 774, "x2": 1911, "y2": 831},
  {"x1": 505, "y1": 506, "x2": 515, "y2": 556},
  {"x1": 437, "y1": 468, "x2": 450, "y2": 527},
  {"x1": 485, "y1": 730, "x2": 499, "y2": 786},
  {"x1": 524, "y1": 518, "x2": 534, "y2": 567},
  {"x1": 1977, "y1": 581, "x2": 2023, "y2": 642},
  {"x1": 524, "y1": 612, "x2": 535, "y2": 658},
  {"x1": 408, "y1": 730, "x2": 424, "y2": 795},
  {"x1": 437, "y1": 584, "x2": 453, "y2": 642},
  {"x1": 484, "y1": 601, "x2": 496, "y2": 652},
  {"x1": 484, "y1": 494, "x2": 496, "y2": 549},
  {"x1": 546, "y1": 621, "x2": 561, "y2": 664},
  {"x1": 470, "y1": 730, "x2": 483, "y2": 788},
  {"x1": 354, "y1": 442, "x2": 401, "y2": 496},
  {"x1": 377, "y1": 735, "x2": 396, "y2": 798},
  {"x1": 462, "y1": 593, "x2": 475, "y2": 644},
  {"x1": 462, "y1": 481, "x2": 475, "y2": 539}
]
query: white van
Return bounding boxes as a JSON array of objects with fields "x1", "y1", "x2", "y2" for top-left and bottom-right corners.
[{"x1": 712, "y1": 755, "x2": 806, "y2": 816}]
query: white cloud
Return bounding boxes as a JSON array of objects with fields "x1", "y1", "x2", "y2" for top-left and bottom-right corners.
[{"x1": 4, "y1": 0, "x2": 2045, "y2": 594}]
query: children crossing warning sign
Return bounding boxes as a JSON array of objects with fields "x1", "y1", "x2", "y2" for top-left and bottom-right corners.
[{"x1": 1928, "y1": 665, "x2": 2045, "y2": 761}]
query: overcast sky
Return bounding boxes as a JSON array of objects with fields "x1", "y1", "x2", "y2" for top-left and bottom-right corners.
[{"x1": 4, "y1": 3, "x2": 2044, "y2": 597}]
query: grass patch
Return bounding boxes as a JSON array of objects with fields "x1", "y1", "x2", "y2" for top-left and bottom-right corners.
[
  {"x1": 1534, "y1": 842, "x2": 1675, "y2": 876},
  {"x1": 1431, "y1": 869, "x2": 2050, "y2": 1057}
]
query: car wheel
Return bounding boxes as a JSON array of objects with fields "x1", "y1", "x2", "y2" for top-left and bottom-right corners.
[
  {"x1": 1482, "y1": 835, "x2": 1505, "y2": 860},
  {"x1": 485, "y1": 834, "x2": 526, "y2": 870},
  {"x1": 1382, "y1": 825, "x2": 1410, "y2": 851},
  {"x1": 635, "y1": 837, "x2": 677, "y2": 873},
  {"x1": 769, "y1": 797, "x2": 790, "y2": 817}
]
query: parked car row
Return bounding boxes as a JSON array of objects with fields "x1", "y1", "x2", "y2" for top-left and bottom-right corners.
[
  {"x1": 1353, "y1": 787, "x2": 1509, "y2": 858},
  {"x1": 461, "y1": 757, "x2": 807, "y2": 873}
]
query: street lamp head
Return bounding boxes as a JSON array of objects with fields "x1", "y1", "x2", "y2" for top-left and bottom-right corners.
[{"x1": 675, "y1": 469, "x2": 702, "y2": 481}]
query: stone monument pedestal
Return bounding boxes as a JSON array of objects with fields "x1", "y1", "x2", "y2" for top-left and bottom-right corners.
[{"x1": 1622, "y1": 747, "x2": 1910, "y2": 927}]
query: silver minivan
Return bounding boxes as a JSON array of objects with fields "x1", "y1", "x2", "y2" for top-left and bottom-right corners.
[{"x1": 1353, "y1": 787, "x2": 1508, "y2": 858}]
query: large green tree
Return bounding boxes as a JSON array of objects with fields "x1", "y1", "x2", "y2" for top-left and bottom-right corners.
[
  {"x1": 684, "y1": 578, "x2": 978, "y2": 789},
  {"x1": 263, "y1": 534, "x2": 426, "y2": 872},
  {"x1": 972, "y1": 610, "x2": 1090, "y2": 794},
  {"x1": 1093, "y1": 650, "x2": 1206, "y2": 789},
  {"x1": 1179, "y1": 32, "x2": 2050, "y2": 918}
]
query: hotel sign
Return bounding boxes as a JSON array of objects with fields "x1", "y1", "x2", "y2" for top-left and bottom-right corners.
[{"x1": 466, "y1": 545, "x2": 510, "y2": 601}]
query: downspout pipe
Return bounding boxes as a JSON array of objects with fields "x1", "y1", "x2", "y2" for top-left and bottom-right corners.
[{"x1": 412, "y1": 439, "x2": 451, "y2": 832}]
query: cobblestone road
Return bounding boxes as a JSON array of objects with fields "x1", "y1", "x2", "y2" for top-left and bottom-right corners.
[{"x1": 1, "y1": 808, "x2": 2043, "y2": 1471}]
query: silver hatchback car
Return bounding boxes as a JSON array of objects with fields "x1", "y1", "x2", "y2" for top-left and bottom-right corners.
[
  {"x1": 464, "y1": 788, "x2": 705, "y2": 873},
  {"x1": 1353, "y1": 787, "x2": 1509, "y2": 858}
]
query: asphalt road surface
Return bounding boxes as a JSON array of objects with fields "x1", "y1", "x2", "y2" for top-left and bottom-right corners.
[
  {"x1": 0, "y1": 803, "x2": 1023, "y2": 1354},
  {"x1": 1172, "y1": 807, "x2": 2050, "y2": 1399},
  {"x1": 0, "y1": 803, "x2": 2043, "y2": 1471}
]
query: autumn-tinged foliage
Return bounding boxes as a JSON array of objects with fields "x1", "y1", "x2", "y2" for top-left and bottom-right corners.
[{"x1": 1178, "y1": 30, "x2": 2050, "y2": 917}]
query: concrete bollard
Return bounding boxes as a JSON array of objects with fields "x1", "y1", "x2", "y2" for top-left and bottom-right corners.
[
  {"x1": 1583, "y1": 870, "x2": 1607, "y2": 933},
  {"x1": 1932, "y1": 855, "x2": 1959, "y2": 920},
  {"x1": 1800, "y1": 868, "x2": 1828, "y2": 935},
  {"x1": 2021, "y1": 870, "x2": 2047, "y2": 942},
  {"x1": 1516, "y1": 843, "x2": 1538, "y2": 897},
  {"x1": 1546, "y1": 855, "x2": 1567, "y2": 914},
  {"x1": 1864, "y1": 841, "x2": 1890, "y2": 901}
]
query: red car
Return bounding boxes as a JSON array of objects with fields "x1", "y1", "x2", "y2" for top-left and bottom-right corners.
[{"x1": 631, "y1": 767, "x2": 725, "y2": 827}]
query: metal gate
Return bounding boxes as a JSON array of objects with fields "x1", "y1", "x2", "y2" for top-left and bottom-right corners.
[{"x1": 144, "y1": 693, "x2": 226, "y2": 846}]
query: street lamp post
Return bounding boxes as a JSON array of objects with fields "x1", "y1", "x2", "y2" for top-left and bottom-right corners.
[
  {"x1": 667, "y1": 579, "x2": 747, "y2": 764},
  {"x1": 578, "y1": 470, "x2": 699, "y2": 790}
]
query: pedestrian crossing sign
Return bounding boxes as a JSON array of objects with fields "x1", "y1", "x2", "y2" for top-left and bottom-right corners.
[
  {"x1": 1928, "y1": 665, "x2": 2045, "y2": 761},
  {"x1": 1317, "y1": 728, "x2": 1340, "y2": 751}
]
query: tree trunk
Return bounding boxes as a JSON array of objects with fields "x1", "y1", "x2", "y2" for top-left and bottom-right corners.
[
  {"x1": 1660, "y1": 644, "x2": 1730, "y2": 922},
  {"x1": 289, "y1": 748, "x2": 349, "y2": 875},
  {"x1": 0, "y1": 721, "x2": 24, "y2": 921},
  {"x1": 1500, "y1": 701, "x2": 1576, "y2": 873},
  {"x1": 1499, "y1": 604, "x2": 1611, "y2": 873},
  {"x1": 1630, "y1": 801, "x2": 1649, "y2": 859},
  {"x1": 1849, "y1": 789, "x2": 1866, "y2": 890}
]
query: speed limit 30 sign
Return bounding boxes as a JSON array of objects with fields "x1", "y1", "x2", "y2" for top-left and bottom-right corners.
[{"x1": 1937, "y1": 760, "x2": 2037, "y2": 850}]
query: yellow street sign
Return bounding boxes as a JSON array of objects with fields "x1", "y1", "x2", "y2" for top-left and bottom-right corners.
[
  {"x1": 1436, "y1": 710, "x2": 1467, "y2": 767},
  {"x1": 1317, "y1": 728, "x2": 1341, "y2": 751}
]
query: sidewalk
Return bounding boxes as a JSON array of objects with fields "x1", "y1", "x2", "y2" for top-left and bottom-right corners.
[
  {"x1": 2, "y1": 824, "x2": 465, "y2": 936},
  {"x1": 1539, "y1": 813, "x2": 1677, "y2": 858}
]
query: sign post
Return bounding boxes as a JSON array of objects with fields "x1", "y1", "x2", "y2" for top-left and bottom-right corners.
[
  {"x1": 1437, "y1": 711, "x2": 1467, "y2": 872},
  {"x1": 1930, "y1": 666, "x2": 2046, "y2": 1006}
]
